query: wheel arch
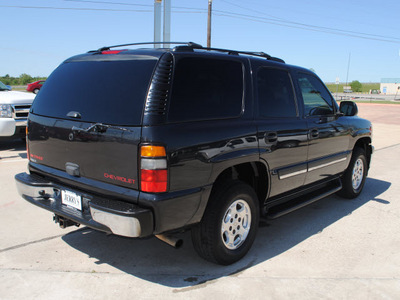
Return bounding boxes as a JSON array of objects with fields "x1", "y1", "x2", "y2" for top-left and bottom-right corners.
[
  {"x1": 353, "y1": 137, "x2": 372, "y2": 169},
  {"x1": 208, "y1": 161, "x2": 269, "y2": 216}
]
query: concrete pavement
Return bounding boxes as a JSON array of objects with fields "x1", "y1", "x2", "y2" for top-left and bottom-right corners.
[{"x1": 1, "y1": 103, "x2": 399, "y2": 299}]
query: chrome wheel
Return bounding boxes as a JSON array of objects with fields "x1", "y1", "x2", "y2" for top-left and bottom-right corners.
[
  {"x1": 352, "y1": 158, "x2": 364, "y2": 190},
  {"x1": 221, "y1": 199, "x2": 251, "y2": 250}
]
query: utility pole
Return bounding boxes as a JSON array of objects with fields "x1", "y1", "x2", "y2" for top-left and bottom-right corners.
[
  {"x1": 154, "y1": 0, "x2": 171, "y2": 48},
  {"x1": 345, "y1": 52, "x2": 351, "y2": 86},
  {"x1": 154, "y1": 0, "x2": 162, "y2": 48},
  {"x1": 207, "y1": 0, "x2": 212, "y2": 47},
  {"x1": 163, "y1": 0, "x2": 171, "y2": 48}
]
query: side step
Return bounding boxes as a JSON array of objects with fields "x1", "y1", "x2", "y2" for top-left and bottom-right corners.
[{"x1": 267, "y1": 179, "x2": 342, "y2": 219}]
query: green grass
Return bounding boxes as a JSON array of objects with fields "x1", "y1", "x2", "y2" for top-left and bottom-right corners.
[
  {"x1": 10, "y1": 86, "x2": 27, "y2": 92},
  {"x1": 344, "y1": 100, "x2": 400, "y2": 105},
  {"x1": 325, "y1": 83, "x2": 380, "y2": 93}
]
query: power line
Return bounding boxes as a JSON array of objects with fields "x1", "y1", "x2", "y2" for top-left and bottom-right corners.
[
  {"x1": 220, "y1": 0, "x2": 400, "y2": 39},
  {"x1": 0, "y1": 4, "x2": 204, "y2": 13},
  {"x1": 212, "y1": 9, "x2": 400, "y2": 43},
  {"x1": 214, "y1": 12, "x2": 400, "y2": 44},
  {"x1": 63, "y1": 0, "x2": 152, "y2": 7},
  {"x1": 62, "y1": 0, "x2": 207, "y2": 12},
  {"x1": 0, "y1": 5, "x2": 152, "y2": 12},
  {"x1": 2, "y1": 3, "x2": 399, "y2": 43}
]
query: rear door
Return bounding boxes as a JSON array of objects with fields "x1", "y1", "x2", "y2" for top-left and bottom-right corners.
[
  {"x1": 28, "y1": 55, "x2": 158, "y2": 190},
  {"x1": 255, "y1": 66, "x2": 308, "y2": 197}
]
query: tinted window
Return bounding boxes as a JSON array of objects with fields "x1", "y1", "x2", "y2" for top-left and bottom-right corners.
[
  {"x1": 297, "y1": 73, "x2": 334, "y2": 116},
  {"x1": 168, "y1": 58, "x2": 243, "y2": 122},
  {"x1": 257, "y1": 68, "x2": 297, "y2": 118},
  {"x1": 31, "y1": 59, "x2": 157, "y2": 125}
]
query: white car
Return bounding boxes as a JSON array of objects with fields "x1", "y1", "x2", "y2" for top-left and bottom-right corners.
[{"x1": 0, "y1": 81, "x2": 36, "y2": 139}]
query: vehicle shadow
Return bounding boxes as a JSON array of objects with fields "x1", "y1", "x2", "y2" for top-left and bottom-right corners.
[
  {"x1": 0, "y1": 139, "x2": 27, "y2": 159},
  {"x1": 62, "y1": 177, "x2": 390, "y2": 288}
]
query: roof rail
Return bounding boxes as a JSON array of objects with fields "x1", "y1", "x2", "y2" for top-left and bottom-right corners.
[
  {"x1": 175, "y1": 43, "x2": 285, "y2": 63},
  {"x1": 90, "y1": 41, "x2": 285, "y2": 63},
  {"x1": 92, "y1": 42, "x2": 202, "y2": 52}
]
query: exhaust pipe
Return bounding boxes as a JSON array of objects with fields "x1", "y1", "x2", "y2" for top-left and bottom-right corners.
[{"x1": 155, "y1": 234, "x2": 183, "y2": 249}]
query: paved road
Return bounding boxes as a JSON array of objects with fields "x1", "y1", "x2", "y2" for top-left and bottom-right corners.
[
  {"x1": 334, "y1": 93, "x2": 400, "y2": 102},
  {"x1": 1, "y1": 103, "x2": 399, "y2": 299}
]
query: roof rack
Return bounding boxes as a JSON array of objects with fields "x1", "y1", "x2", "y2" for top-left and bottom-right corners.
[
  {"x1": 90, "y1": 41, "x2": 285, "y2": 63},
  {"x1": 182, "y1": 44, "x2": 285, "y2": 63},
  {"x1": 92, "y1": 42, "x2": 202, "y2": 52}
]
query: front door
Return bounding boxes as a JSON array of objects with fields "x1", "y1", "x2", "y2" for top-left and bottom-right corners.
[{"x1": 295, "y1": 72, "x2": 350, "y2": 185}]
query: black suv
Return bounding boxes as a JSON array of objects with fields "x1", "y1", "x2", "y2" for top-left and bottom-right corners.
[{"x1": 15, "y1": 42, "x2": 373, "y2": 265}]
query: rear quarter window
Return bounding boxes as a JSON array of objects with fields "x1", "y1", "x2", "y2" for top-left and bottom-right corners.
[
  {"x1": 31, "y1": 59, "x2": 157, "y2": 126},
  {"x1": 168, "y1": 57, "x2": 244, "y2": 122}
]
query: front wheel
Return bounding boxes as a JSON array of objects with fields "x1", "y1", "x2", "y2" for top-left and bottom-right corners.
[
  {"x1": 191, "y1": 180, "x2": 259, "y2": 265},
  {"x1": 338, "y1": 148, "x2": 368, "y2": 199}
]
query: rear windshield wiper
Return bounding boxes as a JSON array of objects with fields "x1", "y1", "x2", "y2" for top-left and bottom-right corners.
[{"x1": 72, "y1": 123, "x2": 131, "y2": 133}]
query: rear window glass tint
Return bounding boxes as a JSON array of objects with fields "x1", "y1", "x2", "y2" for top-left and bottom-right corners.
[
  {"x1": 257, "y1": 68, "x2": 297, "y2": 118},
  {"x1": 31, "y1": 59, "x2": 157, "y2": 125},
  {"x1": 168, "y1": 57, "x2": 243, "y2": 122}
]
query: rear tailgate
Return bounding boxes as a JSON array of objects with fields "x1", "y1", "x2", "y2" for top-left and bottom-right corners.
[
  {"x1": 28, "y1": 115, "x2": 141, "y2": 189},
  {"x1": 28, "y1": 54, "x2": 159, "y2": 191}
]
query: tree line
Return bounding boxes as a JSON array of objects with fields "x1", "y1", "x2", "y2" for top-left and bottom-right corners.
[{"x1": 1, "y1": 74, "x2": 47, "y2": 86}]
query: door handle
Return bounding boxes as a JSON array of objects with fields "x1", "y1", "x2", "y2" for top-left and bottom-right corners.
[
  {"x1": 265, "y1": 132, "x2": 278, "y2": 143},
  {"x1": 310, "y1": 129, "x2": 319, "y2": 139}
]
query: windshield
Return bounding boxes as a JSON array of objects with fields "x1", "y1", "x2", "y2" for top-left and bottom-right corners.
[{"x1": 0, "y1": 81, "x2": 10, "y2": 91}]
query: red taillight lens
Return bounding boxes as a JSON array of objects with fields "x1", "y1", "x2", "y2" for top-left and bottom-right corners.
[
  {"x1": 101, "y1": 50, "x2": 127, "y2": 54},
  {"x1": 140, "y1": 170, "x2": 167, "y2": 193},
  {"x1": 26, "y1": 126, "x2": 30, "y2": 160},
  {"x1": 140, "y1": 145, "x2": 168, "y2": 193}
]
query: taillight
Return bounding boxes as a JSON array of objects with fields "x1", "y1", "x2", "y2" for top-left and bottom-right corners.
[
  {"x1": 140, "y1": 145, "x2": 168, "y2": 193},
  {"x1": 26, "y1": 126, "x2": 30, "y2": 160},
  {"x1": 101, "y1": 50, "x2": 127, "y2": 54}
]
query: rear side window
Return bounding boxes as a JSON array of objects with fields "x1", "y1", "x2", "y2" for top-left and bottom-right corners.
[
  {"x1": 31, "y1": 59, "x2": 157, "y2": 125},
  {"x1": 168, "y1": 57, "x2": 243, "y2": 122},
  {"x1": 257, "y1": 68, "x2": 297, "y2": 118}
]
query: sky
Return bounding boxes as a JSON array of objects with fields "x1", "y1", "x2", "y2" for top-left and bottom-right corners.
[{"x1": 1, "y1": 0, "x2": 400, "y2": 83}]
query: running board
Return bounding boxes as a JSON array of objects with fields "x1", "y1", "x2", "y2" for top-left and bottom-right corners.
[{"x1": 267, "y1": 180, "x2": 342, "y2": 219}]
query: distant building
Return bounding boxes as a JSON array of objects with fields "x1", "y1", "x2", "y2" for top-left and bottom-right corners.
[{"x1": 380, "y1": 78, "x2": 400, "y2": 94}]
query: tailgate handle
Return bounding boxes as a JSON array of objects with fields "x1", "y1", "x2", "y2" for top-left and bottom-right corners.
[
  {"x1": 66, "y1": 162, "x2": 80, "y2": 177},
  {"x1": 67, "y1": 111, "x2": 81, "y2": 119}
]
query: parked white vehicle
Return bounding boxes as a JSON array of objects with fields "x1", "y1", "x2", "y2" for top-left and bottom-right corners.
[{"x1": 0, "y1": 81, "x2": 36, "y2": 139}]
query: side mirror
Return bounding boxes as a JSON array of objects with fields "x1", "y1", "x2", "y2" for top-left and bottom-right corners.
[{"x1": 339, "y1": 101, "x2": 358, "y2": 116}]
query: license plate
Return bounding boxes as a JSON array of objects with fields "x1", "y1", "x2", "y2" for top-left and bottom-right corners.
[{"x1": 61, "y1": 190, "x2": 82, "y2": 211}]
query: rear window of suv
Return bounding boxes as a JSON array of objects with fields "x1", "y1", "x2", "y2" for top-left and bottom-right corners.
[
  {"x1": 168, "y1": 57, "x2": 243, "y2": 122},
  {"x1": 31, "y1": 58, "x2": 157, "y2": 126}
]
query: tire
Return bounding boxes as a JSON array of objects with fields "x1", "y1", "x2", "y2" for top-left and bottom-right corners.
[
  {"x1": 191, "y1": 180, "x2": 259, "y2": 265},
  {"x1": 338, "y1": 148, "x2": 368, "y2": 199},
  {"x1": 33, "y1": 88, "x2": 39, "y2": 94}
]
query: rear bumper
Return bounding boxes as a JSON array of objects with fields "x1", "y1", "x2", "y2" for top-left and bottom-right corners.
[{"x1": 15, "y1": 172, "x2": 154, "y2": 238}]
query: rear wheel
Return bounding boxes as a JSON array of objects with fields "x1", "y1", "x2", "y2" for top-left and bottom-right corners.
[
  {"x1": 338, "y1": 148, "x2": 368, "y2": 199},
  {"x1": 33, "y1": 88, "x2": 39, "y2": 94},
  {"x1": 192, "y1": 180, "x2": 259, "y2": 265}
]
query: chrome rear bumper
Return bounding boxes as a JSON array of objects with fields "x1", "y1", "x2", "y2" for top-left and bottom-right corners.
[{"x1": 15, "y1": 172, "x2": 153, "y2": 238}]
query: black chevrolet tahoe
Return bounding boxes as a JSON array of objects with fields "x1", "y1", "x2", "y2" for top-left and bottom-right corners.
[{"x1": 15, "y1": 42, "x2": 373, "y2": 265}]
